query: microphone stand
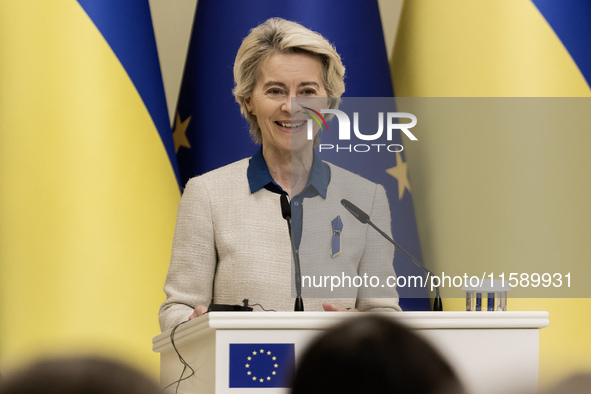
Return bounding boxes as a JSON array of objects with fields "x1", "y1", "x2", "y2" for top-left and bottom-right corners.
[
  {"x1": 341, "y1": 199, "x2": 442, "y2": 311},
  {"x1": 280, "y1": 194, "x2": 304, "y2": 311}
]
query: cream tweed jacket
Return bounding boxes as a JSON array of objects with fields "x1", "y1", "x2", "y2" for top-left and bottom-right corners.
[{"x1": 159, "y1": 158, "x2": 401, "y2": 331}]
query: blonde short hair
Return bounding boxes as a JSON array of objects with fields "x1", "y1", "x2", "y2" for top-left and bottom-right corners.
[{"x1": 233, "y1": 18, "x2": 346, "y2": 143}]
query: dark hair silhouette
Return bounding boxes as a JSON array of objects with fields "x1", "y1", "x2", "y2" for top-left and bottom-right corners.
[
  {"x1": 0, "y1": 356, "x2": 160, "y2": 394},
  {"x1": 541, "y1": 373, "x2": 591, "y2": 394},
  {"x1": 291, "y1": 315, "x2": 464, "y2": 394}
]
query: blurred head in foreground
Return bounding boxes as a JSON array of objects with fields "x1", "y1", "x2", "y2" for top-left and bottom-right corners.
[
  {"x1": 291, "y1": 315, "x2": 464, "y2": 394},
  {"x1": 539, "y1": 373, "x2": 591, "y2": 394},
  {"x1": 0, "y1": 356, "x2": 160, "y2": 394}
]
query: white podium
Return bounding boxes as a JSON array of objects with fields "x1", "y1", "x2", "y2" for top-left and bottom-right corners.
[{"x1": 152, "y1": 311, "x2": 548, "y2": 394}]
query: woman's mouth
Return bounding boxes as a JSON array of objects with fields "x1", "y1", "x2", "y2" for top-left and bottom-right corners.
[
  {"x1": 275, "y1": 121, "x2": 305, "y2": 128},
  {"x1": 275, "y1": 120, "x2": 306, "y2": 133}
]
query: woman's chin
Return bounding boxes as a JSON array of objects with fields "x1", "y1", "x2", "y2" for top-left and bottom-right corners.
[{"x1": 289, "y1": 139, "x2": 314, "y2": 155}]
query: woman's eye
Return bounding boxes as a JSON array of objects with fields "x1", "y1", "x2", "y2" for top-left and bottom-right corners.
[
  {"x1": 300, "y1": 89, "x2": 317, "y2": 96},
  {"x1": 267, "y1": 88, "x2": 284, "y2": 96}
]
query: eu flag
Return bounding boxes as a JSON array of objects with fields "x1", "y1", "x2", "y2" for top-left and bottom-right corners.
[
  {"x1": 229, "y1": 343, "x2": 295, "y2": 388},
  {"x1": 175, "y1": 0, "x2": 430, "y2": 309}
]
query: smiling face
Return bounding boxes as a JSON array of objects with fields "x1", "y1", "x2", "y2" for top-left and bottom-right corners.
[{"x1": 245, "y1": 53, "x2": 328, "y2": 157}]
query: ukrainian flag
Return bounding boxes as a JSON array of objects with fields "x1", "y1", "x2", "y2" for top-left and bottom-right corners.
[
  {"x1": 392, "y1": 0, "x2": 591, "y2": 387},
  {"x1": 392, "y1": 0, "x2": 591, "y2": 96},
  {"x1": 0, "y1": 1, "x2": 179, "y2": 374}
]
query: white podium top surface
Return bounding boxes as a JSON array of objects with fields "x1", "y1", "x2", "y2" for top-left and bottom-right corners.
[{"x1": 153, "y1": 311, "x2": 548, "y2": 353}]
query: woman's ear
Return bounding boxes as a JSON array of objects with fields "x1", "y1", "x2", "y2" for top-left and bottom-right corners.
[{"x1": 245, "y1": 97, "x2": 253, "y2": 114}]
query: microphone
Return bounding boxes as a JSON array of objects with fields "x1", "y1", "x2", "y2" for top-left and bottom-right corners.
[
  {"x1": 280, "y1": 194, "x2": 304, "y2": 311},
  {"x1": 341, "y1": 199, "x2": 443, "y2": 311}
]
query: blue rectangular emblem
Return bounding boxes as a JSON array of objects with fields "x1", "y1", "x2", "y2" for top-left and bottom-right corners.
[{"x1": 229, "y1": 343, "x2": 295, "y2": 388}]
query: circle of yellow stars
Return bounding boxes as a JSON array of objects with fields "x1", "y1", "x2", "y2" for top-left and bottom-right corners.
[{"x1": 244, "y1": 348, "x2": 279, "y2": 383}]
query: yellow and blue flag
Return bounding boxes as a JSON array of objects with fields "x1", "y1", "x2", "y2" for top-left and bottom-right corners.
[
  {"x1": 392, "y1": 0, "x2": 591, "y2": 96},
  {"x1": 391, "y1": 0, "x2": 591, "y2": 385},
  {"x1": 76, "y1": 0, "x2": 180, "y2": 182},
  {"x1": 0, "y1": 1, "x2": 178, "y2": 373},
  {"x1": 531, "y1": 0, "x2": 591, "y2": 87}
]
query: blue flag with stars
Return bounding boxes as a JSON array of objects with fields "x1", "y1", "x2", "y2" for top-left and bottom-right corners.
[
  {"x1": 229, "y1": 343, "x2": 295, "y2": 388},
  {"x1": 174, "y1": 0, "x2": 430, "y2": 309}
]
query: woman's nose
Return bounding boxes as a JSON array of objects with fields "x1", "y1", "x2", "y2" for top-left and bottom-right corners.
[{"x1": 281, "y1": 97, "x2": 303, "y2": 114}]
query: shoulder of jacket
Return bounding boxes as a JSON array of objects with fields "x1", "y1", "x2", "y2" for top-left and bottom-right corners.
[
  {"x1": 184, "y1": 158, "x2": 250, "y2": 189},
  {"x1": 325, "y1": 161, "x2": 378, "y2": 191}
]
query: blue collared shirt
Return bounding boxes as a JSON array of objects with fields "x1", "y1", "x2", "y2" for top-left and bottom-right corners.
[{"x1": 247, "y1": 147, "x2": 330, "y2": 250}]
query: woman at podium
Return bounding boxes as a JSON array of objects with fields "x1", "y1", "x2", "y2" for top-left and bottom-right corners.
[{"x1": 159, "y1": 18, "x2": 401, "y2": 331}]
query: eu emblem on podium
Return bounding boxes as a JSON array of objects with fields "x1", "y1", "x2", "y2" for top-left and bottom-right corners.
[{"x1": 229, "y1": 343, "x2": 295, "y2": 388}]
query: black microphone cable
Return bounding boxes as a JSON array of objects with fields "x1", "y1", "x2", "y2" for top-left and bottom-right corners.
[
  {"x1": 161, "y1": 300, "x2": 278, "y2": 392},
  {"x1": 162, "y1": 321, "x2": 195, "y2": 393}
]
